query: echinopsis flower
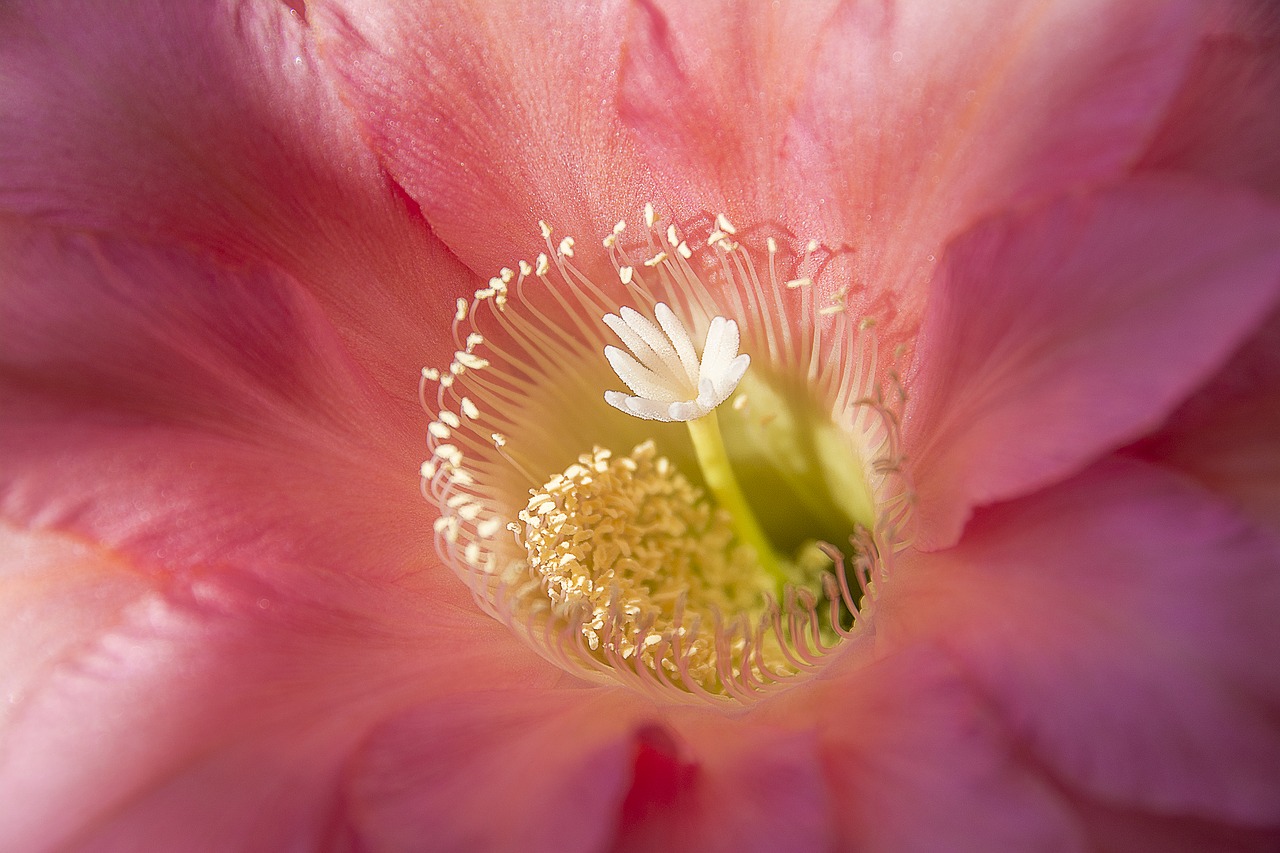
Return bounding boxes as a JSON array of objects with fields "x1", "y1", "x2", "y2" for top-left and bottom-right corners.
[
  {"x1": 423, "y1": 207, "x2": 911, "y2": 697},
  {"x1": 3, "y1": 1, "x2": 1280, "y2": 851}
]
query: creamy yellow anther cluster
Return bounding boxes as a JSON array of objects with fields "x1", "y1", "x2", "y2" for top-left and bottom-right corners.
[{"x1": 515, "y1": 440, "x2": 768, "y2": 686}]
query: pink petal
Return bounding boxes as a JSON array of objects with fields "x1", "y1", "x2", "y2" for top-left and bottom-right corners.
[
  {"x1": 0, "y1": 223, "x2": 430, "y2": 592},
  {"x1": 1063, "y1": 796, "x2": 1280, "y2": 851},
  {"x1": 342, "y1": 689, "x2": 639, "y2": 853},
  {"x1": 0, "y1": 525, "x2": 154, "y2": 735},
  {"x1": 880, "y1": 458, "x2": 1280, "y2": 825},
  {"x1": 1133, "y1": 305, "x2": 1280, "y2": 532},
  {"x1": 607, "y1": 716, "x2": 832, "y2": 853},
  {"x1": 777, "y1": 648, "x2": 1083, "y2": 850},
  {"x1": 344, "y1": 690, "x2": 834, "y2": 853},
  {"x1": 618, "y1": 0, "x2": 840, "y2": 220},
  {"x1": 0, "y1": 0, "x2": 467, "y2": 393},
  {"x1": 0, "y1": 527, "x2": 556, "y2": 851},
  {"x1": 1139, "y1": 1, "x2": 1280, "y2": 201},
  {"x1": 311, "y1": 0, "x2": 663, "y2": 276},
  {"x1": 620, "y1": 0, "x2": 1205, "y2": 338},
  {"x1": 904, "y1": 178, "x2": 1280, "y2": 549}
]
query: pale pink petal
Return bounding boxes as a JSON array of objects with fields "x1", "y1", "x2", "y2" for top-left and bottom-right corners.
[
  {"x1": 607, "y1": 717, "x2": 832, "y2": 853},
  {"x1": 773, "y1": 648, "x2": 1084, "y2": 850},
  {"x1": 342, "y1": 689, "x2": 639, "y2": 853},
  {"x1": 880, "y1": 459, "x2": 1280, "y2": 825},
  {"x1": 0, "y1": 526, "x2": 558, "y2": 851},
  {"x1": 311, "y1": 0, "x2": 663, "y2": 276},
  {"x1": 1139, "y1": 0, "x2": 1280, "y2": 201},
  {"x1": 0, "y1": 0, "x2": 468, "y2": 393},
  {"x1": 620, "y1": 0, "x2": 1205, "y2": 338},
  {"x1": 0, "y1": 524, "x2": 153, "y2": 734},
  {"x1": 0, "y1": 223, "x2": 430, "y2": 591},
  {"x1": 1132, "y1": 306, "x2": 1280, "y2": 531},
  {"x1": 904, "y1": 179, "x2": 1280, "y2": 549}
]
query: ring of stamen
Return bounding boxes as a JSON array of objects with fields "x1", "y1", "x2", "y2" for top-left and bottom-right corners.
[{"x1": 418, "y1": 207, "x2": 914, "y2": 702}]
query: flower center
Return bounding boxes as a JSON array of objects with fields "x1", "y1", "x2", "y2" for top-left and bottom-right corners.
[{"x1": 419, "y1": 208, "x2": 911, "y2": 702}]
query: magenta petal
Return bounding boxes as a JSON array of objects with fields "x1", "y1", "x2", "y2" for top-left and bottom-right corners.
[
  {"x1": 0, "y1": 223, "x2": 429, "y2": 590},
  {"x1": 311, "y1": 0, "x2": 662, "y2": 275},
  {"x1": 904, "y1": 178, "x2": 1280, "y2": 548},
  {"x1": 0, "y1": 0, "x2": 466, "y2": 391},
  {"x1": 1134, "y1": 306, "x2": 1280, "y2": 531},
  {"x1": 609, "y1": 717, "x2": 832, "y2": 853},
  {"x1": 1139, "y1": 2, "x2": 1280, "y2": 201},
  {"x1": 343, "y1": 689, "x2": 638, "y2": 853},
  {"x1": 881, "y1": 459, "x2": 1280, "y2": 825},
  {"x1": 799, "y1": 648, "x2": 1082, "y2": 850}
]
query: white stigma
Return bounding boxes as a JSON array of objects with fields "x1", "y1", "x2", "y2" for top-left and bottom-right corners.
[{"x1": 603, "y1": 303, "x2": 750, "y2": 422}]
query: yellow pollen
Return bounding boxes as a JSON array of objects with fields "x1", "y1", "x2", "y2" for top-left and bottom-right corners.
[{"x1": 515, "y1": 441, "x2": 770, "y2": 686}]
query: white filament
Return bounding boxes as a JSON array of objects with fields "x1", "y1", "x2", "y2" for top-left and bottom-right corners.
[{"x1": 603, "y1": 303, "x2": 750, "y2": 422}]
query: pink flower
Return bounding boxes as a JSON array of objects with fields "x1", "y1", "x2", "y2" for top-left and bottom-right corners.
[{"x1": 2, "y1": 0, "x2": 1279, "y2": 850}]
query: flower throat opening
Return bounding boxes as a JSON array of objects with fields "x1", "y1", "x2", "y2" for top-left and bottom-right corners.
[{"x1": 420, "y1": 207, "x2": 912, "y2": 703}]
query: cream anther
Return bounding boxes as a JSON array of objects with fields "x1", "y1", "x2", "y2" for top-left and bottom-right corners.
[
  {"x1": 603, "y1": 304, "x2": 750, "y2": 423},
  {"x1": 454, "y1": 351, "x2": 490, "y2": 370}
]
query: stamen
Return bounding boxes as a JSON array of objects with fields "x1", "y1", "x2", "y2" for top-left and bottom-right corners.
[{"x1": 418, "y1": 206, "x2": 914, "y2": 703}]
